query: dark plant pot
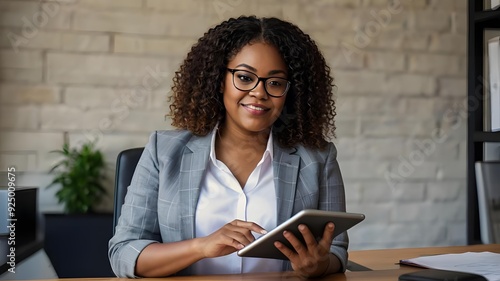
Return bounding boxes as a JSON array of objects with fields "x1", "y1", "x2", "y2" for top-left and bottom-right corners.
[{"x1": 43, "y1": 213, "x2": 115, "y2": 278}]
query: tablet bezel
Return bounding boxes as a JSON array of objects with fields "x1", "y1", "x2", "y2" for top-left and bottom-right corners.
[{"x1": 237, "y1": 209, "x2": 365, "y2": 260}]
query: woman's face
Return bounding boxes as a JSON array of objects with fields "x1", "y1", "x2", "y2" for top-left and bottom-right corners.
[{"x1": 222, "y1": 42, "x2": 288, "y2": 135}]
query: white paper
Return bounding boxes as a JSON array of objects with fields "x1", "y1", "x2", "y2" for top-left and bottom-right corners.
[{"x1": 400, "y1": 252, "x2": 500, "y2": 281}]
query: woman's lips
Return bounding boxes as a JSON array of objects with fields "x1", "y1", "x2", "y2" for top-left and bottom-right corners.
[{"x1": 241, "y1": 103, "x2": 270, "y2": 115}]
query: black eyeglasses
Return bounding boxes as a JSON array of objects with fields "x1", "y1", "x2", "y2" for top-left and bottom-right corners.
[{"x1": 226, "y1": 68, "x2": 290, "y2": 98}]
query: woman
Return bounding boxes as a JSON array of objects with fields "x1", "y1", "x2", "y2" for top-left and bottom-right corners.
[{"x1": 109, "y1": 15, "x2": 347, "y2": 278}]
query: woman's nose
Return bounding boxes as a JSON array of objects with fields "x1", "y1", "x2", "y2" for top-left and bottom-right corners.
[{"x1": 249, "y1": 80, "x2": 268, "y2": 99}]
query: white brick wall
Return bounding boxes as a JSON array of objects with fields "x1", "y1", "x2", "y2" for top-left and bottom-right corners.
[{"x1": 0, "y1": 0, "x2": 468, "y2": 250}]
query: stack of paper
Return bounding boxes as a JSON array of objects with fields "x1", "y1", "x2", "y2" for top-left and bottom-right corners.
[{"x1": 400, "y1": 252, "x2": 500, "y2": 281}]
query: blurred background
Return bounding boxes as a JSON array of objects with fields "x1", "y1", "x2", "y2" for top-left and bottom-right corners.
[{"x1": 0, "y1": 0, "x2": 468, "y2": 252}]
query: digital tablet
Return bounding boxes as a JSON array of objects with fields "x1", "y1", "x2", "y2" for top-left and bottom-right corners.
[{"x1": 237, "y1": 209, "x2": 365, "y2": 260}]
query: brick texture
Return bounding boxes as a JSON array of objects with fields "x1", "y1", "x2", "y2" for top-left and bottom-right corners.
[{"x1": 0, "y1": 0, "x2": 468, "y2": 250}]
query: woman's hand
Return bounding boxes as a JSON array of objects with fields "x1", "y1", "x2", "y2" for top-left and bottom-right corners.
[
  {"x1": 197, "y1": 219, "x2": 267, "y2": 258},
  {"x1": 274, "y1": 222, "x2": 337, "y2": 277}
]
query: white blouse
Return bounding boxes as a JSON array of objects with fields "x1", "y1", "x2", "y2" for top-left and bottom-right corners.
[{"x1": 192, "y1": 131, "x2": 282, "y2": 274}]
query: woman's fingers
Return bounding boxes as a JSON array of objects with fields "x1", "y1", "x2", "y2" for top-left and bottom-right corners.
[
  {"x1": 201, "y1": 220, "x2": 266, "y2": 258},
  {"x1": 231, "y1": 220, "x2": 268, "y2": 235},
  {"x1": 298, "y1": 224, "x2": 319, "y2": 251},
  {"x1": 274, "y1": 240, "x2": 298, "y2": 261},
  {"x1": 283, "y1": 229, "x2": 308, "y2": 256},
  {"x1": 223, "y1": 225, "x2": 254, "y2": 246},
  {"x1": 318, "y1": 222, "x2": 335, "y2": 252},
  {"x1": 275, "y1": 222, "x2": 336, "y2": 261},
  {"x1": 282, "y1": 223, "x2": 335, "y2": 255},
  {"x1": 272, "y1": 222, "x2": 337, "y2": 278},
  {"x1": 219, "y1": 220, "x2": 267, "y2": 248}
]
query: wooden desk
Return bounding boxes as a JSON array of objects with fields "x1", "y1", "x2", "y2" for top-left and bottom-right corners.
[
  {"x1": 28, "y1": 269, "x2": 422, "y2": 281},
  {"x1": 349, "y1": 243, "x2": 500, "y2": 270},
  {"x1": 30, "y1": 244, "x2": 499, "y2": 280}
]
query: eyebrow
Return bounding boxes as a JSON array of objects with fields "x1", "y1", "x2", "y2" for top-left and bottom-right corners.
[{"x1": 234, "y1": 63, "x2": 287, "y2": 76}]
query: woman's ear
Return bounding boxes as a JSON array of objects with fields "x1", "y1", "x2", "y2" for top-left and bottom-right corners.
[{"x1": 220, "y1": 82, "x2": 225, "y2": 93}]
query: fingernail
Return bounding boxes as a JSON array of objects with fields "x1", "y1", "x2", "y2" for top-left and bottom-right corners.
[
  {"x1": 261, "y1": 230, "x2": 268, "y2": 234},
  {"x1": 299, "y1": 224, "x2": 306, "y2": 231},
  {"x1": 238, "y1": 244, "x2": 244, "y2": 249}
]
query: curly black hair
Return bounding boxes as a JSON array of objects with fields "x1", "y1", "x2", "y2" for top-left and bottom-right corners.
[{"x1": 169, "y1": 15, "x2": 336, "y2": 149}]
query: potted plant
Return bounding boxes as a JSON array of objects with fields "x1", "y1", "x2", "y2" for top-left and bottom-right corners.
[
  {"x1": 47, "y1": 141, "x2": 107, "y2": 213},
  {"x1": 44, "y1": 141, "x2": 114, "y2": 277}
]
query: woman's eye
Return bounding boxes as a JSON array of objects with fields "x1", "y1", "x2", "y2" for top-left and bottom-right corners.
[
  {"x1": 268, "y1": 80, "x2": 282, "y2": 87},
  {"x1": 238, "y1": 75, "x2": 254, "y2": 83}
]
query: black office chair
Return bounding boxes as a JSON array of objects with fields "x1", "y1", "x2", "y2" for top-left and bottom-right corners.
[{"x1": 113, "y1": 147, "x2": 144, "y2": 234}]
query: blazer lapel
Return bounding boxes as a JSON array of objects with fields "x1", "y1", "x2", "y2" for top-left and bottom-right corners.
[
  {"x1": 179, "y1": 132, "x2": 212, "y2": 240},
  {"x1": 273, "y1": 143, "x2": 301, "y2": 225}
]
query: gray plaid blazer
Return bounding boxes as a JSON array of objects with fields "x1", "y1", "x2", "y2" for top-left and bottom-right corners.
[{"x1": 109, "y1": 130, "x2": 348, "y2": 278}]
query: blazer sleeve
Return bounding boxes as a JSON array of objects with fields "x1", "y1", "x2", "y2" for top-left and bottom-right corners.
[
  {"x1": 108, "y1": 132, "x2": 162, "y2": 278},
  {"x1": 322, "y1": 142, "x2": 349, "y2": 272}
]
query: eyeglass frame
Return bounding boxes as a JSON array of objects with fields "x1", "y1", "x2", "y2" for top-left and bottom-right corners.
[{"x1": 226, "y1": 68, "x2": 291, "y2": 98}]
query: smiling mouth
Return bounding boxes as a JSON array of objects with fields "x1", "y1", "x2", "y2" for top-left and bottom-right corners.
[{"x1": 242, "y1": 104, "x2": 269, "y2": 111}]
